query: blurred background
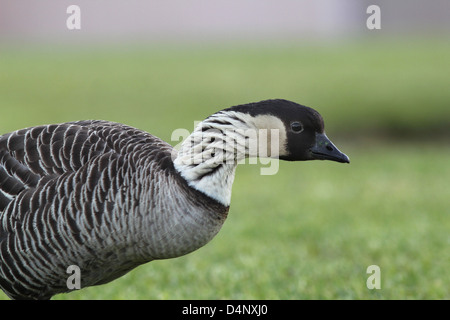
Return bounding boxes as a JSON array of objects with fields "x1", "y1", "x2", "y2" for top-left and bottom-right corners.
[{"x1": 0, "y1": 0, "x2": 449, "y2": 299}]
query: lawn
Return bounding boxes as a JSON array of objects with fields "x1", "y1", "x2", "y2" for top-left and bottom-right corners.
[
  {"x1": 47, "y1": 143, "x2": 447, "y2": 300},
  {"x1": 1, "y1": 41, "x2": 449, "y2": 139},
  {"x1": 0, "y1": 40, "x2": 449, "y2": 299}
]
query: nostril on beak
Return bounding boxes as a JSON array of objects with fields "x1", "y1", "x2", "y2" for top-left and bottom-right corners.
[{"x1": 326, "y1": 145, "x2": 333, "y2": 151}]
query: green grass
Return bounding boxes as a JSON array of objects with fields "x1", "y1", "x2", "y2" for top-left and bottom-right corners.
[
  {"x1": 0, "y1": 41, "x2": 449, "y2": 299},
  {"x1": 44, "y1": 144, "x2": 447, "y2": 300},
  {"x1": 1, "y1": 40, "x2": 449, "y2": 140}
]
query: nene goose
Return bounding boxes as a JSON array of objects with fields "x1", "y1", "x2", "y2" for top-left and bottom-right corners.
[{"x1": 0, "y1": 99, "x2": 349, "y2": 299}]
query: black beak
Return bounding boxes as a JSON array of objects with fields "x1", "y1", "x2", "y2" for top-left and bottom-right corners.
[{"x1": 310, "y1": 133, "x2": 350, "y2": 164}]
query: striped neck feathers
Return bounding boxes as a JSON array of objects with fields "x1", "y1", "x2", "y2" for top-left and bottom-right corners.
[{"x1": 173, "y1": 111, "x2": 288, "y2": 206}]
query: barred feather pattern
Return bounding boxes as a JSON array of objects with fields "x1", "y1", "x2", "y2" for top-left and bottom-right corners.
[
  {"x1": 0, "y1": 121, "x2": 228, "y2": 299},
  {"x1": 173, "y1": 110, "x2": 287, "y2": 206},
  {"x1": 174, "y1": 111, "x2": 260, "y2": 204}
]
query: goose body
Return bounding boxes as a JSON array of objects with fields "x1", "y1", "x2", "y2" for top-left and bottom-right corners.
[{"x1": 0, "y1": 99, "x2": 349, "y2": 299}]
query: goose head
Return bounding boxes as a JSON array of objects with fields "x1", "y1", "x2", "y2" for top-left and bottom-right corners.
[
  {"x1": 174, "y1": 99, "x2": 349, "y2": 206},
  {"x1": 217, "y1": 99, "x2": 350, "y2": 163}
]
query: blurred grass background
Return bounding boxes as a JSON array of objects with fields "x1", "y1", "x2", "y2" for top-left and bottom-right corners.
[{"x1": 0, "y1": 39, "x2": 449, "y2": 299}]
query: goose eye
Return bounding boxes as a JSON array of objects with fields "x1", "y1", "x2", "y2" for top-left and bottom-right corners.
[{"x1": 290, "y1": 121, "x2": 303, "y2": 133}]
